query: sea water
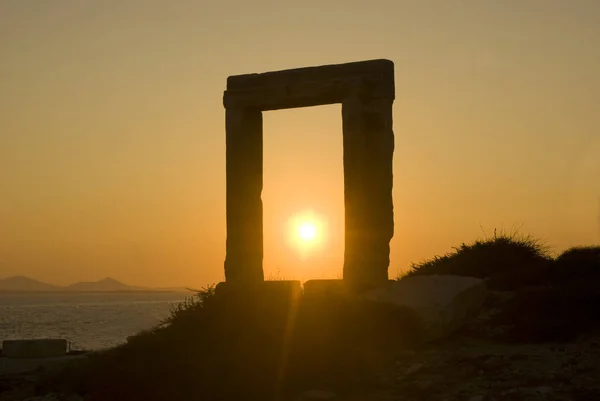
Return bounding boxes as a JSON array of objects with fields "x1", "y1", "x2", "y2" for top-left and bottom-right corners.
[{"x1": 0, "y1": 292, "x2": 190, "y2": 350}]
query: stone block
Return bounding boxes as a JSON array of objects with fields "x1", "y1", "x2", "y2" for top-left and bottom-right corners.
[
  {"x1": 361, "y1": 275, "x2": 488, "y2": 341},
  {"x1": 303, "y1": 279, "x2": 351, "y2": 299},
  {"x1": 2, "y1": 339, "x2": 68, "y2": 359},
  {"x1": 215, "y1": 280, "x2": 302, "y2": 302}
]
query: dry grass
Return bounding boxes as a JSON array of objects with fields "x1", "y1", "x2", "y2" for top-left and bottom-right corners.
[{"x1": 402, "y1": 229, "x2": 553, "y2": 290}]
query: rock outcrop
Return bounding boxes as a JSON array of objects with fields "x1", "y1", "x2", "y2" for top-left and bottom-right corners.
[{"x1": 362, "y1": 275, "x2": 488, "y2": 340}]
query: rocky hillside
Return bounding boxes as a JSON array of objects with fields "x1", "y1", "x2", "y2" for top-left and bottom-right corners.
[{"x1": 1, "y1": 234, "x2": 599, "y2": 401}]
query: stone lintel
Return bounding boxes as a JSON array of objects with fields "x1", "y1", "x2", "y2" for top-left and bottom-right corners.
[{"x1": 223, "y1": 59, "x2": 394, "y2": 111}]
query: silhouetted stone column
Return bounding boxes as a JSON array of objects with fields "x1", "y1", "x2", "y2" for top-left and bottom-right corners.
[
  {"x1": 342, "y1": 96, "x2": 395, "y2": 291},
  {"x1": 224, "y1": 107, "x2": 264, "y2": 284}
]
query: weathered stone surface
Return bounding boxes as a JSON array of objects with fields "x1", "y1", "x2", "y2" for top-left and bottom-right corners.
[
  {"x1": 227, "y1": 59, "x2": 393, "y2": 89},
  {"x1": 342, "y1": 97, "x2": 395, "y2": 292},
  {"x1": 215, "y1": 280, "x2": 302, "y2": 301},
  {"x1": 223, "y1": 59, "x2": 395, "y2": 291},
  {"x1": 224, "y1": 108, "x2": 264, "y2": 284},
  {"x1": 362, "y1": 275, "x2": 488, "y2": 340},
  {"x1": 302, "y1": 279, "x2": 350, "y2": 300},
  {"x1": 2, "y1": 339, "x2": 67, "y2": 359},
  {"x1": 224, "y1": 59, "x2": 394, "y2": 111}
]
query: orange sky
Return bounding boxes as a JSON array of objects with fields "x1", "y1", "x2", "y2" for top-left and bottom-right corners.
[{"x1": 1, "y1": 1, "x2": 599, "y2": 287}]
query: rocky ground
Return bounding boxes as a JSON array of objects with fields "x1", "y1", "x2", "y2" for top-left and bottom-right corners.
[
  {"x1": 4, "y1": 329, "x2": 600, "y2": 401},
  {"x1": 0, "y1": 368, "x2": 84, "y2": 401},
  {"x1": 300, "y1": 289, "x2": 600, "y2": 401},
  {"x1": 368, "y1": 331, "x2": 600, "y2": 401},
  {"x1": 291, "y1": 328, "x2": 600, "y2": 401},
  {"x1": 2, "y1": 267, "x2": 600, "y2": 400}
]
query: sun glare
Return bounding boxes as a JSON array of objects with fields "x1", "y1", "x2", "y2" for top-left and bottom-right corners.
[
  {"x1": 298, "y1": 222, "x2": 317, "y2": 242},
  {"x1": 287, "y1": 209, "x2": 327, "y2": 259}
]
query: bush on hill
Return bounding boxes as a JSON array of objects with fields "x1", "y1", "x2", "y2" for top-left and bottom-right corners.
[
  {"x1": 550, "y1": 246, "x2": 600, "y2": 284},
  {"x1": 483, "y1": 245, "x2": 600, "y2": 343},
  {"x1": 402, "y1": 232, "x2": 600, "y2": 342},
  {"x1": 403, "y1": 229, "x2": 553, "y2": 290}
]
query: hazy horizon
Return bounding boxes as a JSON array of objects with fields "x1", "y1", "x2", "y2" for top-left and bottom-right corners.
[
  {"x1": 0, "y1": 274, "x2": 184, "y2": 288},
  {"x1": 2, "y1": 1, "x2": 599, "y2": 288}
]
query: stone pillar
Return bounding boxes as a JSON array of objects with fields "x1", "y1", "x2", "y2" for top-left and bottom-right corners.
[
  {"x1": 342, "y1": 96, "x2": 395, "y2": 291},
  {"x1": 224, "y1": 107, "x2": 264, "y2": 284}
]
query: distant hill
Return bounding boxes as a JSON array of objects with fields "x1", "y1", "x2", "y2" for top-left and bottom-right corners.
[
  {"x1": 65, "y1": 277, "x2": 147, "y2": 292},
  {"x1": 0, "y1": 276, "x2": 184, "y2": 293},
  {"x1": 0, "y1": 276, "x2": 61, "y2": 292}
]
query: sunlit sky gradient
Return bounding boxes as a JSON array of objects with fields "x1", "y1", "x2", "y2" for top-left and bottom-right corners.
[{"x1": 1, "y1": 1, "x2": 599, "y2": 287}]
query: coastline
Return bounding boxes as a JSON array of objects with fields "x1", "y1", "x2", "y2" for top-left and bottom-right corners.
[{"x1": 0, "y1": 290, "x2": 189, "y2": 294}]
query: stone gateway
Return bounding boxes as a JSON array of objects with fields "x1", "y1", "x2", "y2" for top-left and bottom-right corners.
[{"x1": 223, "y1": 59, "x2": 395, "y2": 292}]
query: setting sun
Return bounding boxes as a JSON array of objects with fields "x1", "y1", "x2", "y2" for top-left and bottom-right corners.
[
  {"x1": 298, "y1": 222, "x2": 317, "y2": 242},
  {"x1": 286, "y1": 209, "x2": 328, "y2": 259}
]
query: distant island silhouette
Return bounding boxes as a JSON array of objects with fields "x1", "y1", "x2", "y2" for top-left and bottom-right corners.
[{"x1": 0, "y1": 276, "x2": 186, "y2": 293}]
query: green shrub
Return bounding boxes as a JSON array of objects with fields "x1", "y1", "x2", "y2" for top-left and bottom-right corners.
[{"x1": 403, "y1": 229, "x2": 552, "y2": 290}]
